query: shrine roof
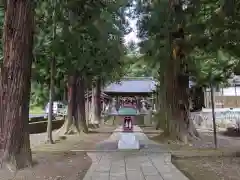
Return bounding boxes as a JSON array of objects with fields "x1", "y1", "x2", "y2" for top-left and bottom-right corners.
[
  {"x1": 85, "y1": 91, "x2": 111, "y2": 99},
  {"x1": 103, "y1": 77, "x2": 156, "y2": 94}
]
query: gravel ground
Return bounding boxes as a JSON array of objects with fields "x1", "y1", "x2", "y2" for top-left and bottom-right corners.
[
  {"x1": 0, "y1": 125, "x2": 116, "y2": 180},
  {"x1": 173, "y1": 157, "x2": 240, "y2": 180},
  {"x1": 30, "y1": 125, "x2": 115, "y2": 150},
  {"x1": 143, "y1": 126, "x2": 240, "y2": 149},
  {"x1": 30, "y1": 130, "x2": 59, "y2": 148},
  {"x1": 0, "y1": 151, "x2": 92, "y2": 180},
  {"x1": 143, "y1": 126, "x2": 240, "y2": 180}
]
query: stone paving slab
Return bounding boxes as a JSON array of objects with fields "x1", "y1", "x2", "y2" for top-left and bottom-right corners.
[
  {"x1": 83, "y1": 126, "x2": 189, "y2": 180},
  {"x1": 95, "y1": 126, "x2": 168, "y2": 153},
  {"x1": 83, "y1": 152, "x2": 188, "y2": 180}
]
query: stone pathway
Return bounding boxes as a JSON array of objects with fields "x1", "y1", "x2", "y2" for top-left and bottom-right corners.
[{"x1": 81, "y1": 126, "x2": 189, "y2": 180}]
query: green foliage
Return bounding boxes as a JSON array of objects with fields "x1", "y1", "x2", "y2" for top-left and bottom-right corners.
[
  {"x1": 30, "y1": 82, "x2": 48, "y2": 107},
  {"x1": 29, "y1": 0, "x2": 129, "y2": 106},
  {"x1": 134, "y1": 0, "x2": 240, "y2": 87},
  {"x1": 123, "y1": 54, "x2": 158, "y2": 78},
  {"x1": 189, "y1": 48, "x2": 237, "y2": 86}
]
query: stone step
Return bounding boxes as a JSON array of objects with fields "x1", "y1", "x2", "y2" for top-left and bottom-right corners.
[
  {"x1": 118, "y1": 132, "x2": 140, "y2": 150},
  {"x1": 114, "y1": 125, "x2": 143, "y2": 132}
]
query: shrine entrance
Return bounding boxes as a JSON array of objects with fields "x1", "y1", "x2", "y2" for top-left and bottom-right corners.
[{"x1": 103, "y1": 77, "x2": 156, "y2": 127}]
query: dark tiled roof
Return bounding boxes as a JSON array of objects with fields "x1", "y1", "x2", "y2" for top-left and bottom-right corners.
[
  {"x1": 104, "y1": 77, "x2": 156, "y2": 93},
  {"x1": 85, "y1": 92, "x2": 111, "y2": 99}
]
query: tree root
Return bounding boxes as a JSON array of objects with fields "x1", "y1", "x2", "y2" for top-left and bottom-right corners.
[
  {"x1": 164, "y1": 120, "x2": 201, "y2": 144},
  {"x1": 0, "y1": 151, "x2": 32, "y2": 172},
  {"x1": 57, "y1": 122, "x2": 79, "y2": 135},
  {"x1": 188, "y1": 131, "x2": 201, "y2": 141},
  {"x1": 46, "y1": 139, "x2": 54, "y2": 144},
  {"x1": 57, "y1": 120, "x2": 89, "y2": 136}
]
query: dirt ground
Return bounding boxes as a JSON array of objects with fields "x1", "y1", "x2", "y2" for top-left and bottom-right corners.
[
  {"x1": 143, "y1": 126, "x2": 240, "y2": 150},
  {"x1": 173, "y1": 157, "x2": 240, "y2": 180},
  {"x1": 0, "y1": 125, "x2": 116, "y2": 180},
  {"x1": 143, "y1": 126, "x2": 240, "y2": 180}
]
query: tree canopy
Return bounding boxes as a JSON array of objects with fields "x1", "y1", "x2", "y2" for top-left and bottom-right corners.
[
  {"x1": 1, "y1": 0, "x2": 240, "y2": 170},
  {"x1": 126, "y1": 0, "x2": 240, "y2": 142},
  {"x1": 30, "y1": 0, "x2": 131, "y2": 106}
]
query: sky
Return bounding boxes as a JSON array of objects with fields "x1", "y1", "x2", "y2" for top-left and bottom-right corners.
[{"x1": 124, "y1": 18, "x2": 139, "y2": 44}]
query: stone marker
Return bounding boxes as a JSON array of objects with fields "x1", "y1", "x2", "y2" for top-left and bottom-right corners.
[{"x1": 118, "y1": 133, "x2": 140, "y2": 150}]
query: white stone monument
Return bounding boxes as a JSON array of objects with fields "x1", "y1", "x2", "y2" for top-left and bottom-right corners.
[{"x1": 118, "y1": 133, "x2": 140, "y2": 150}]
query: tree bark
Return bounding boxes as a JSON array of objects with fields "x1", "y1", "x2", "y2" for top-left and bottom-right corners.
[
  {"x1": 47, "y1": 0, "x2": 56, "y2": 143},
  {"x1": 67, "y1": 75, "x2": 75, "y2": 131},
  {"x1": 75, "y1": 75, "x2": 88, "y2": 133},
  {"x1": 190, "y1": 87, "x2": 205, "y2": 112},
  {"x1": 162, "y1": 48, "x2": 199, "y2": 143},
  {"x1": 46, "y1": 56, "x2": 55, "y2": 144},
  {"x1": 159, "y1": 0, "x2": 199, "y2": 143},
  {"x1": 162, "y1": 42, "x2": 199, "y2": 143},
  {"x1": 85, "y1": 88, "x2": 89, "y2": 124},
  {"x1": 63, "y1": 84, "x2": 68, "y2": 103},
  {"x1": 96, "y1": 78, "x2": 101, "y2": 122},
  {"x1": 0, "y1": 0, "x2": 34, "y2": 170},
  {"x1": 58, "y1": 75, "x2": 79, "y2": 134},
  {"x1": 90, "y1": 78, "x2": 101, "y2": 126}
]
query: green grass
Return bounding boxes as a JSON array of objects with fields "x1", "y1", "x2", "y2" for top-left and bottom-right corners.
[{"x1": 30, "y1": 106, "x2": 44, "y2": 114}]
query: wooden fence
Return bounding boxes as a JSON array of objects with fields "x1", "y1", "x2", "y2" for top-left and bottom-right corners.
[{"x1": 205, "y1": 95, "x2": 240, "y2": 108}]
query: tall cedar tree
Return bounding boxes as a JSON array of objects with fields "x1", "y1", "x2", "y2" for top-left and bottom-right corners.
[{"x1": 0, "y1": 0, "x2": 34, "y2": 170}]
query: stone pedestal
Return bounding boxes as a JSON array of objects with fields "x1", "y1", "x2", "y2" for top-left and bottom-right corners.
[{"x1": 118, "y1": 133, "x2": 140, "y2": 150}]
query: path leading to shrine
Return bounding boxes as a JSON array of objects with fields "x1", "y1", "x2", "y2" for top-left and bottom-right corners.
[{"x1": 82, "y1": 126, "x2": 189, "y2": 180}]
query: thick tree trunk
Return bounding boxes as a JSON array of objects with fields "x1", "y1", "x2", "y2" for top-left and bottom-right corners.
[
  {"x1": 63, "y1": 85, "x2": 68, "y2": 103},
  {"x1": 46, "y1": 0, "x2": 56, "y2": 143},
  {"x1": 67, "y1": 75, "x2": 75, "y2": 131},
  {"x1": 75, "y1": 75, "x2": 88, "y2": 133},
  {"x1": 96, "y1": 78, "x2": 101, "y2": 122},
  {"x1": 58, "y1": 75, "x2": 79, "y2": 134},
  {"x1": 0, "y1": 0, "x2": 34, "y2": 170},
  {"x1": 90, "y1": 78, "x2": 101, "y2": 126},
  {"x1": 85, "y1": 88, "x2": 89, "y2": 124},
  {"x1": 162, "y1": 49, "x2": 199, "y2": 144},
  {"x1": 46, "y1": 56, "x2": 55, "y2": 144},
  {"x1": 156, "y1": 74, "x2": 166, "y2": 130},
  {"x1": 157, "y1": 0, "x2": 199, "y2": 144},
  {"x1": 190, "y1": 87, "x2": 205, "y2": 112}
]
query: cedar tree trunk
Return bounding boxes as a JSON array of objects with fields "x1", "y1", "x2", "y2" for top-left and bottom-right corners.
[
  {"x1": 90, "y1": 78, "x2": 101, "y2": 125},
  {"x1": 0, "y1": 0, "x2": 34, "y2": 171},
  {"x1": 161, "y1": 39, "x2": 199, "y2": 144},
  {"x1": 75, "y1": 75, "x2": 88, "y2": 133},
  {"x1": 58, "y1": 75, "x2": 79, "y2": 134},
  {"x1": 46, "y1": 56, "x2": 55, "y2": 144}
]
